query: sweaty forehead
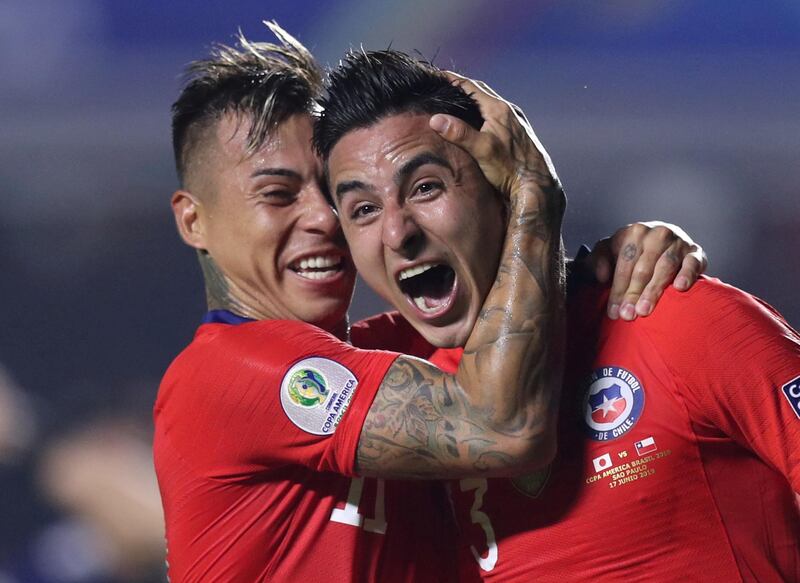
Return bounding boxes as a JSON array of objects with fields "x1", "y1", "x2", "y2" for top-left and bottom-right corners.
[
  {"x1": 328, "y1": 113, "x2": 453, "y2": 177},
  {"x1": 187, "y1": 113, "x2": 319, "y2": 196},
  {"x1": 218, "y1": 113, "x2": 313, "y2": 159}
]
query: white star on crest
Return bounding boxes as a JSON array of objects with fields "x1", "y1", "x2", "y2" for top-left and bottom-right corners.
[{"x1": 595, "y1": 394, "x2": 622, "y2": 418}]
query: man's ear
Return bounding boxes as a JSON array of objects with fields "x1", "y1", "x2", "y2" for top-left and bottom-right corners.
[{"x1": 171, "y1": 189, "x2": 207, "y2": 250}]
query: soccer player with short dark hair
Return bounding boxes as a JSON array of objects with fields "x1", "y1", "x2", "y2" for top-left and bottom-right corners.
[{"x1": 317, "y1": 48, "x2": 800, "y2": 582}]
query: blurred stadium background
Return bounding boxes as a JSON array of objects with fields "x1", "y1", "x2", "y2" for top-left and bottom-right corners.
[{"x1": 0, "y1": 1, "x2": 797, "y2": 581}]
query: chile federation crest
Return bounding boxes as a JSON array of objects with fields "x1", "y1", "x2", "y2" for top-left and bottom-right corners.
[{"x1": 581, "y1": 366, "x2": 645, "y2": 441}]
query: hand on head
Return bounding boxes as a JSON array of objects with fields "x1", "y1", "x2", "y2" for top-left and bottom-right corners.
[{"x1": 429, "y1": 71, "x2": 565, "y2": 223}]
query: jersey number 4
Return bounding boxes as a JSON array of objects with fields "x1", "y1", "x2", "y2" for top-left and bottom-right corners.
[{"x1": 330, "y1": 477, "x2": 387, "y2": 534}]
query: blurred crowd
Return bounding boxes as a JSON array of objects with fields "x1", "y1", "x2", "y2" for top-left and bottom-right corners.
[{"x1": 0, "y1": 369, "x2": 164, "y2": 582}]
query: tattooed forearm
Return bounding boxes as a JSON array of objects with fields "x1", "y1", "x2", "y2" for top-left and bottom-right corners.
[
  {"x1": 358, "y1": 186, "x2": 566, "y2": 480},
  {"x1": 464, "y1": 189, "x2": 564, "y2": 358},
  {"x1": 357, "y1": 357, "x2": 520, "y2": 479},
  {"x1": 357, "y1": 78, "x2": 567, "y2": 479},
  {"x1": 456, "y1": 177, "x2": 565, "y2": 458}
]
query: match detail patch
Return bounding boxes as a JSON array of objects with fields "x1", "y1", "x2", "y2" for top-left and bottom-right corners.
[
  {"x1": 582, "y1": 366, "x2": 645, "y2": 441},
  {"x1": 782, "y1": 375, "x2": 800, "y2": 419},
  {"x1": 280, "y1": 357, "x2": 358, "y2": 436},
  {"x1": 510, "y1": 465, "x2": 551, "y2": 498}
]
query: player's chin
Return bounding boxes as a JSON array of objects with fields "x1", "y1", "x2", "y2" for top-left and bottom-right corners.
[
  {"x1": 285, "y1": 277, "x2": 354, "y2": 330},
  {"x1": 407, "y1": 310, "x2": 474, "y2": 349},
  {"x1": 298, "y1": 299, "x2": 351, "y2": 332}
]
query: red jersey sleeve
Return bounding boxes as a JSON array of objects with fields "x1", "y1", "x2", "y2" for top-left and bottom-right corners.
[
  {"x1": 155, "y1": 319, "x2": 399, "y2": 479},
  {"x1": 640, "y1": 277, "x2": 800, "y2": 489}
]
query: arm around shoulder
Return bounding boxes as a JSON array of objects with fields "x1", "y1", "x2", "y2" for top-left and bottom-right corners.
[{"x1": 356, "y1": 354, "x2": 558, "y2": 480}]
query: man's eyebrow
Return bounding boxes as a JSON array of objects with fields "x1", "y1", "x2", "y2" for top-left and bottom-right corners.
[
  {"x1": 335, "y1": 179, "x2": 373, "y2": 202},
  {"x1": 395, "y1": 152, "x2": 452, "y2": 186},
  {"x1": 250, "y1": 168, "x2": 302, "y2": 180},
  {"x1": 333, "y1": 152, "x2": 452, "y2": 202}
]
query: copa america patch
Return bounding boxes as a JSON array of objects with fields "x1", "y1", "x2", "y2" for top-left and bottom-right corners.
[
  {"x1": 280, "y1": 357, "x2": 359, "y2": 436},
  {"x1": 581, "y1": 366, "x2": 645, "y2": 441},
  {"x1": 782, "y1": 374, "x2": 800, "y2": 419}
]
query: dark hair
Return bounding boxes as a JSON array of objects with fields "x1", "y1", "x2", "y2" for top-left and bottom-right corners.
[
  {"x1": 172, "y1": 21, "x2": 322, "y2": 186},
  {"x1": 313, "y1": 50, "x2": 483, "y2": 160}
]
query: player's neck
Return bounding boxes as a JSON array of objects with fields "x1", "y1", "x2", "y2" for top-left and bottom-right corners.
[
  {"x1": 198, "y1": 251, "x2": 352, "y2": 340},
  {"x1": 198, "y1": 251, "x2": 266, "y2": 320},
  {"x1": 327, "y1": 317, "x2": 351, "y2": 343}
]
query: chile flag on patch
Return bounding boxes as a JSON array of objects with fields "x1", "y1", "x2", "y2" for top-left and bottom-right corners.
[{"x1": 589, "y1": 383, "x2": 626, "y2": 424}]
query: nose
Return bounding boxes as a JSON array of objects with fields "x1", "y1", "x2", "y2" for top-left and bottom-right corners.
[
  {"x1": 299, "y1": 187, "x2": 340, "y2": 236},
  {"x1": 381, "y1": 202, "x2": 424, "y2": 258}
]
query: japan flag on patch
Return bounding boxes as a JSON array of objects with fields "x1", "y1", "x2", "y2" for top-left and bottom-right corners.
[
  {"x1": 634, "y1": 436, "x2": 657, "y2": 455},
  {"x1": 782, "y1": 375, "x2": 800, "y2": 419},
  {"x1": 592, "y1": 453, "x2": 612, "y2": 473}
]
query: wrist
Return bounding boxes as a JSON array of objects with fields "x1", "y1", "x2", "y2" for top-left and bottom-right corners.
[{"x1": 509, "y1": 187, "x2": 564, "y2": 232}]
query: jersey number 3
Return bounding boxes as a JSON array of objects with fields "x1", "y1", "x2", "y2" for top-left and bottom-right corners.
[
  {"x1": 330, "y1": 477, "x2": 387, "y2": 534},
  {"x1": 461, "y1": 478, "x2": 498, "y2": 571}
]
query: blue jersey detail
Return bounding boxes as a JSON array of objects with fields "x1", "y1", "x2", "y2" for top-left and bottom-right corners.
[{"x1": 202, "y1": 309, "x2": 254, "y2": 326}]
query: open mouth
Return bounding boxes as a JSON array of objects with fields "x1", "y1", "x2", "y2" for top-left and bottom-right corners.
[
  {"x1": 397, "y1": 262, "x2": 457, "y2": 315},
  {"x1": 289, "y1": 255, "x2": 344, "y2": 281}
]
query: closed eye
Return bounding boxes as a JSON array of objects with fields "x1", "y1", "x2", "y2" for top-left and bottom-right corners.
[{"x1": 260, "y1": 190, "x2": 297, "y2": 206}]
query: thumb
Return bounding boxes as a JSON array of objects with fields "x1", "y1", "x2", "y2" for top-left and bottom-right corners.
[{"x1": 430, "y1": 114, "x2": 493, "y2": 161}]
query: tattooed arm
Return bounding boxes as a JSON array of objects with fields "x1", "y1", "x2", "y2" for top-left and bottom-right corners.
[{"x1": 356, "y1": 74, "x2": 566, "y2": 480}]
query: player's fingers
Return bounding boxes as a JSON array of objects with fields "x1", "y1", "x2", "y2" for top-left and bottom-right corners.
[
  {"x1": 674, "y1": 250, "x2": 706, "y2": 291},
  {"x1": 444, "y1": 72, "x2": 495, "y2": 103},
  {"x1": 633, "y1": 248, "x2": 683, "y2": 317},
  {"x1": 618, "y1": 246, "x2": 668, "y2": 320},
  {"x1": 474, "y1": 79, "x2": 504, "y2": 101},
  {"x1": 430, "y1": 113, "x2": 496, "y2": 161},
  {"x1": 607, "y1": 241, "x2": 641, "y2": 320},
  {"x1": 510, "y1": 102, "x2": 531, "y2": 126},
  {"x1": 443, "y1": 70, "x2": 493, "y2": 95},
  {"x1": 442, "y1": 71, "x2": 512, "y2": 121}
]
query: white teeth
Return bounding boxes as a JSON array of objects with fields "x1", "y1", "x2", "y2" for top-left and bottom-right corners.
[
  {"x1": 399, "y1": 262, "x2": 436, "y2": 281},
  {"x1": 296, "y1": 269, "x2": 339, "y2": 280},
  {"x1": 293, "y1": 255, "x2": 342, "y2": 271},
  {"x1": 412, "y1": 296, "x2": 438, "y2": 313}
]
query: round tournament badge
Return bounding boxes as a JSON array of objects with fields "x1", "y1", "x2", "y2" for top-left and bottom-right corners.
[
  {"x1": 581, "y1": 366, "x2": 645, "y2": 441},
  {"x1": 287, "y1": 368, "x2": 329, "y2": 408},
  {"x1": 280, "y1": 357, "x2": 359, "y2": 436}
]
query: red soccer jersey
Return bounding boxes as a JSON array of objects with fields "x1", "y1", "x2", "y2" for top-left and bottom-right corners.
[
  {"x1": 433, "y1": 277, "x2": 800, "y2": 582},
  {"x1": 350, "y1": 310, "x2": 436, "y2": 358},
  {"x1": 154, "y1": 312, "x2": 456, "y2": 582}
]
